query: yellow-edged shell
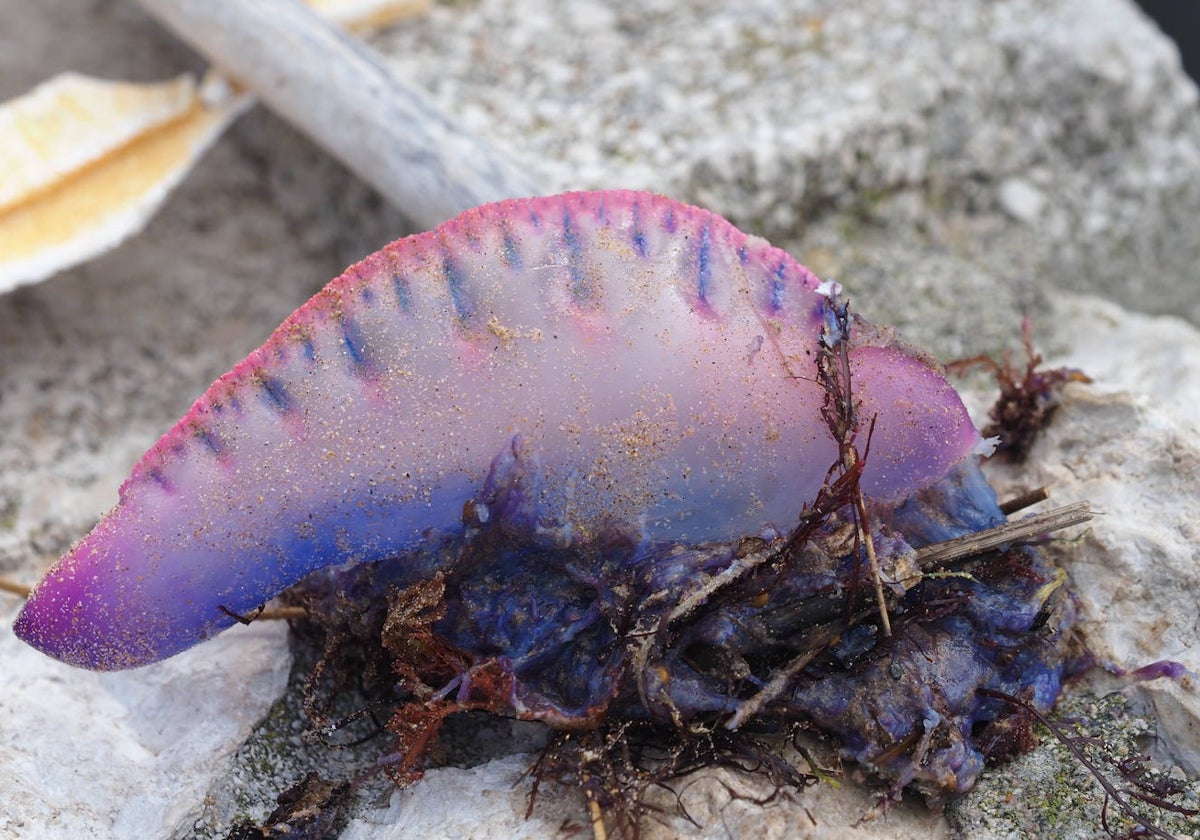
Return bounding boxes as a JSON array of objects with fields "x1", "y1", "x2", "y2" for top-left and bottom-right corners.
[{"x1": 0, "y1": 73, "x2": 248, "y2": 294}]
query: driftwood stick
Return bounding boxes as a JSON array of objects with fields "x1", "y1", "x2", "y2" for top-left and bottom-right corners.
[
  {"x1": 0, "y1": 578, "x2": 32, "y2": 598},
  {"x1": 998, "y1": 485, "x2": 1050, "y2": 515},
  {"x1": 914, "y1": 501, "x2": 1093, "y2": 568},
  {"x1": 135, "y1": 0, "x2": 540, "y2": 228}
]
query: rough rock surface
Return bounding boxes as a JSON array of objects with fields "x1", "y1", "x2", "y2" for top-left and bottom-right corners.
[
  {"x1": 986, "y1": 294, "x2": 1200, "y2": 775},
  {"x1": 2, "y1": 1, "x2": 1199, "y2": 839},
  {"x1": 377, "y1": 0, "x2": 1200, "y2": 344},
  {"x1": 339, "y1": 754, "x2": 952, "y2": 840},
  {"x1": 0, "y1": 612, "x2": 289, "y2": 838}
]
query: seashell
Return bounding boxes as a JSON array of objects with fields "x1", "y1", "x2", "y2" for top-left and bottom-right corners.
[
  {"x1": 306, "y1": 0, "x2": 431, "y2": 32},
  {"x1": 14, "y1": 190, "x2": 985, "y2": 670},
  {"x1": 0, "y1": 1, "x2": 430, "y2": 295},
  {"x1": 0, "y1": 73, "x2": 196, "y2": 213},
  {"x1": 0, "y1": 72, "x2": 250, "y2": 294}
]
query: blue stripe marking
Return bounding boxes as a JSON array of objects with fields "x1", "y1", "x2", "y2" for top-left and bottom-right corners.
[
  {"x1": 771, "y1": 261, "x2": 788, "y2": 311},
  {"x1": 630, "y1": 203, "x2": 648, "y2": 258},
  {"x1": 501, "y1": 224, "x2": 521, "y2": 270},
  {"x1": 196, "y1": 428, "x2": 224, "y2": 456},
  {"x1": 696, "y1": 225, "x2": 712, "y2": 305},
  {"x1": 341, "y1": 317, "x2": 370, "y2": 369},
  {"x1": 391, "y1": 274, "x2": 412, "y2": 313},
  {"x1": 562, "y1": 208, "x2": 590, "y2": 302},
  {"x1": 444, "y1": 253, "x2": 472, "y2": 320},
  {"x1": 632, "y1": 228, "x2": 648, "y2": 259},
  {"x1": 301, "y1": 337, "x2": 317, "y2": 363},
  {"x1": 462, "y1": 227, "x2": 481, "y2": 253},
  {"x1": 260, "y1": 376, "x2": 292, "y2": 414},
  {"x1": 145, "y1": 468, "x2": 174, "y2": 493}
]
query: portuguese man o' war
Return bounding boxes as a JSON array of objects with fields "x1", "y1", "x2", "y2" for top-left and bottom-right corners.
[{"x1": 14, "y1": 190, "x2": 1080, "y2": 804}]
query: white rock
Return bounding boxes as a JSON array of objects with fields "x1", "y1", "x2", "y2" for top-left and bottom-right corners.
[
  {"x1": 1048, "y1": 293, "x2": 1200, "y2": 423},
  {"x1": 983, "y1": 294, "x2": 1200, "y2": 773},
  {"x1": 0, "y1": 611, "x2": 290, "y2": 839},
  {"x1": 997, "y1": 177, "x2": 1047, "y2": 225},
  {"x1": 341, "y1": 754, "x2": 953, "y2": 840},
  {"x1": 340, "y1": 755, "x2": 577, "y2": 840}
]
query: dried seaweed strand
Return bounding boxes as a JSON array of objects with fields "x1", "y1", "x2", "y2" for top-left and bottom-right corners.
[
  {"x1": 816, "y1": 290, "x2": 891, "y2": 637},
  {"x1": 630, "y1": 548, "x2": 774, "y2": 725},
  {"x1": 947, "y1": 318, "x2": 1091, "y2": 462},
  {"x1": 583, "y1": 772, "x2": 610, "y2": 840},
  {"x1": 658, "y1": 549, "x2": 775, "y2": 630},
  {"x1": 979, "y1": 689, "x2": 1195, "y2": 840},
  {"x1": 853, "y1": 472, "x2": 891, "y2": 637},
  {"x1": 723, "y1": 622, "x2": 844, "y2": 731}
]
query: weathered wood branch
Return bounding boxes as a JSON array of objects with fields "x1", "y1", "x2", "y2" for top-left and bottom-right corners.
[{"x1": 135, "y1": 0, "x2": 541, "y2": 228}]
